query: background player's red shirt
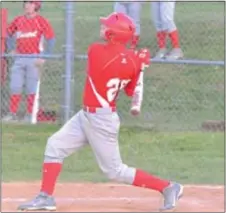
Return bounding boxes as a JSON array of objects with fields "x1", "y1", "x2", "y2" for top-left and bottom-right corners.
[
  {"x1": 7, "y1": 15, "x2": 55, "y2": 54},
  {"x1": 83, "y1": 42, "x2": 142, "y2": 108}
]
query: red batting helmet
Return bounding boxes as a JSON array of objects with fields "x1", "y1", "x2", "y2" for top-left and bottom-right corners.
[
  {"x1": 24, "y1": 0, "x2": 42, "y2": 11},
  {"x1": 100, "y1": 12, "x2": 135, "y2": 44}
]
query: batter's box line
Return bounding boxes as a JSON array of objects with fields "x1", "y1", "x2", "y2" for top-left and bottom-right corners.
[
  {"x1": 55, "y1": 184, "x2": 224, "y2": 189},
  {"x1": 1, "y1": 197, "x2": 215, "y2": 207},
  {"x1": 2, "y1": 197, "x2": 154, "y2": 203}
]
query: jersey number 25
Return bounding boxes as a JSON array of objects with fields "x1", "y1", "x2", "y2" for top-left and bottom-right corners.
[{"x1": 107, "y1": 78, "x2": 130, "y2": 102}]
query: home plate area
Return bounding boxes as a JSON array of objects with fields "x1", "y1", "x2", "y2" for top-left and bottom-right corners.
[{"x1": 2, "y1": 183, "x2": 224, "y2": 212}]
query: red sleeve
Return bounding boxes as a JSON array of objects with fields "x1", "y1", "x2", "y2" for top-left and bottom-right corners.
[
  {"x1": 88, "y1": 42, "x2": 100, "y2": 56},
  {"x1": 41, "y1": 17, "x2": 55, "y2": 39},
  {"x1": 87, "y1": 43, "x2": 96, "y2": 74},
  {"x1": 86, "y1": 44, "x2": 93, "y2": 73},
  {"x1": 7, "y1": 17, "x2": 19, "y2": 36},
  {"x1": 124, "y1": 48, "x2": 150, "y2": 96},
  {"x1": 87, "y1": 42, "x2": 102, "y2": 73},
  {"x1": 122, "y1": 51, "x2": 141, "y2": 97},
  {"x1": 124, "y1": 69, "x2": 141, "y2": 97},
  {"x1": 88, "y1": 43, "x2": 95, "y2": 58}
]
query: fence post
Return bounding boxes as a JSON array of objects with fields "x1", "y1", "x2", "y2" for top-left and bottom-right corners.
[{"x1": 63, "y1": 2, "x2": 75, "y2": 123}]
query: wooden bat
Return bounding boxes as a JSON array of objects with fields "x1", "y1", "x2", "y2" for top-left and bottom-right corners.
[
  {"x1": 31, "y1": 60, "x2": 44, "y2": 124},
  {"x1": 31, "y1": 79, "x2": 41, "y2": 124}
]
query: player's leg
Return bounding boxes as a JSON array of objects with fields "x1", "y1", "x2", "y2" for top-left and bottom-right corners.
[
  {"x1": 161, "y1": 1, "x2": 183, "y2": 59},
  {"x1": 82, "y1": 111, "x2": 183, "y2": 211},
  {"x1": 24, "y1": 58, "x2": 40, "y2": 122},
  {"x1": 82, "y1": 111, "x2": 136, "y2": 183},
  {"x1": 41, "y1": 110, "x2": 88, "y2": 196},
  {"x1": 151, "y1": 2, "x2": 168, "y2": 59},
  {"x1": 128, "y1": 2, "x2": 142, "y2": 48},
  {"x1": 113, "y1": 1, "x2": 127, "y2": 14},
  {"x1": 2, "y1": 58, "x2": 25, "y2": 121},
  {"x1": 17, "y1": 110, "x2": 88, "y2": 211}
]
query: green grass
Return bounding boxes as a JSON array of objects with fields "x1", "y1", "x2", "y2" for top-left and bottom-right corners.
[
  {"x1": 2, "y1": 124, "x2": 224, "y2": 184},
  {"x1": 1, "y1": 2, "x2": 224, "y2": 130}
]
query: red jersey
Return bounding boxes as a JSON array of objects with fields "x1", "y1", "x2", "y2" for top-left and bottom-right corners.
[
  {"x1": 83, "y1": 42, "x2": 142, "y2": 108},
  {"x1": 7, "y1": 14, "x2": 55, "y2": 54}
]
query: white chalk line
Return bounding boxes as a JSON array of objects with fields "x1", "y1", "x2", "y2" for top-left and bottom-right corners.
[
  {"x1": 3, "y1": 197, "x2": 152, "y2": 203},
  {"x1": 2, "y1": 185, "x2": 224, "y2": 204},
  {"x1": 55, "y1": 184, "x2": 224, "y2": 189},
  {"x1": 184, "y1": 185, "x2": 224, "y2": 189},
  {"x1": 2, "y1": 197, "x2": 220, "y2": 207},
  {"x1": 4, "y1": 183, "x2": 224, "y2": 189}
]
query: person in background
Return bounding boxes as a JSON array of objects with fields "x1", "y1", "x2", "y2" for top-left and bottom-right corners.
[
  {"x1": 3, "y1": 0, "x2": 55, "y2": 123},
  {"x1": 151, "y1": 1, "x2": 183, "y2": 59}
]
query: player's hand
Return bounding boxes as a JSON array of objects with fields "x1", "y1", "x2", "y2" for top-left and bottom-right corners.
[
  {"x1": 137, "y1": 48, "x2": 151, "y2": 71},
  {"x1": 130, "y1": 106, "x2": 140, "y2": 116},
  {"x1": 35, "y1": 58, "x2": 45, "y2": 67}
]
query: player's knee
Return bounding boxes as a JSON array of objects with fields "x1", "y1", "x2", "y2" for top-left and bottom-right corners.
[
  {"x1": 10, "y1": 84, "x2": 23, "y2": 94},
  {"x1": 26, "y1": 80, "x2": 38, "y2": 94},
  {"x1": 104, "y1": 164, "x2": 136, "y2": 184},
  {"x1": 45, "y1": 132, "x2": 73, "y2": 162},
  {"x1": 26, "y1": 86, "x2": 37, "y2": 95},
  {"x1": 135, "y1": 25, "x2": 141, "y2": 36},
  {"x1": 45, "y1": 134, "x2": 62, "y2": 159},
  {"x1": 152, "y1": 20, "x2": 162, "y2": 32},
  {"x1": 162, "y1": 19, "x2": 176, "y2": 32}
]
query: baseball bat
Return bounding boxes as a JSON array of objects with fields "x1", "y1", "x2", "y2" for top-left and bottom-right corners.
[
  {"x1": 31, "y1": 61, "x2": 43, "y2": 124},
  {"x1": 31, "y1": 79, "x2": 41, "y2": 124}
]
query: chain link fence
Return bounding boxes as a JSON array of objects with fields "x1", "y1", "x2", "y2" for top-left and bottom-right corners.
[
  {"x1": 1, "y1": 1, "x2": 65, "y2": 123},
  {"x1": 73, "y1": 1, "x2": 224, "y2": 131},
  {"x1": 1, "y1": 1, "x2": 224, "y2": 131}
]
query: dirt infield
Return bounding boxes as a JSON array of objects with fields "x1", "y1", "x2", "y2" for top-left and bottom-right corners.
[{"x1": 2, "y1": 182, "x2": 224, "y2": 212}]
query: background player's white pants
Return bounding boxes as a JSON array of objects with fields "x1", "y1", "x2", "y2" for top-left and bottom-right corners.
[
  {"x1": 10, "y1": 58, "x2": 39, "y2": 94},
  {"x1": 151, "y1": 1, "x2": 176, "y2": 32},
  {"x1": 45, "y1": 110, "x2": 136, "y2": 184},
  {"x1": 114, "y1": 1, "x2": 141, "y2": 35}
]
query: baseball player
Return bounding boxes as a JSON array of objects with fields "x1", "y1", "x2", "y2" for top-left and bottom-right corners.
[
  {"x1": 151, "y1": 1, "x2": 183, "y2": 59},
  {"x1": 114, "y1": 1, "x2": 141, "y2": 48},
  {"x1": 17, "y1": 12, "x2": 183, "y2": 212},
  {"x1": 2, "y1": 0, "x2": 55, "y2": 123}
]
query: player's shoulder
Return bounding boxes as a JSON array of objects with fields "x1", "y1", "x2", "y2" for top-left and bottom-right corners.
[
  {"x1": 88, "y1": 42, "x2": 105, "y2": 54},
  {"x1": 124, "y1": 48, "x2": 140, "y2": 64},
  {"x1": 125, "y1": 48, "x2": 137, "y2": 57},
  {"x1": 36, "y1": 15, "x2": 50, "y2": 23},
  {"x1": 88, "y1": 42, "x2": 105, "y2": 49},
  {"x1": 11, "y1": 15, "x2": 24, "y2": 22}
]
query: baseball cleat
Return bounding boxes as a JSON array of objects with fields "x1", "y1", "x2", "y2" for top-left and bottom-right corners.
[
  {"x1": 159, "y1": 182, "x2": 183, "y2": 212},
  {"x1": 153, "y1": 48, "x2": 168, "y2": 59},
  {"x1": 17, "y1": 192, "x2": 56, "y2": 211},
  {"x1": 165, "y1": 48, "x2": 184, "y2": 60}
]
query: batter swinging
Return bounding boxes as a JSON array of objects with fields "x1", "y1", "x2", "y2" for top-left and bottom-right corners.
[{"x1": 18, "y1": 12, "x2": 183, "y2": 212}]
